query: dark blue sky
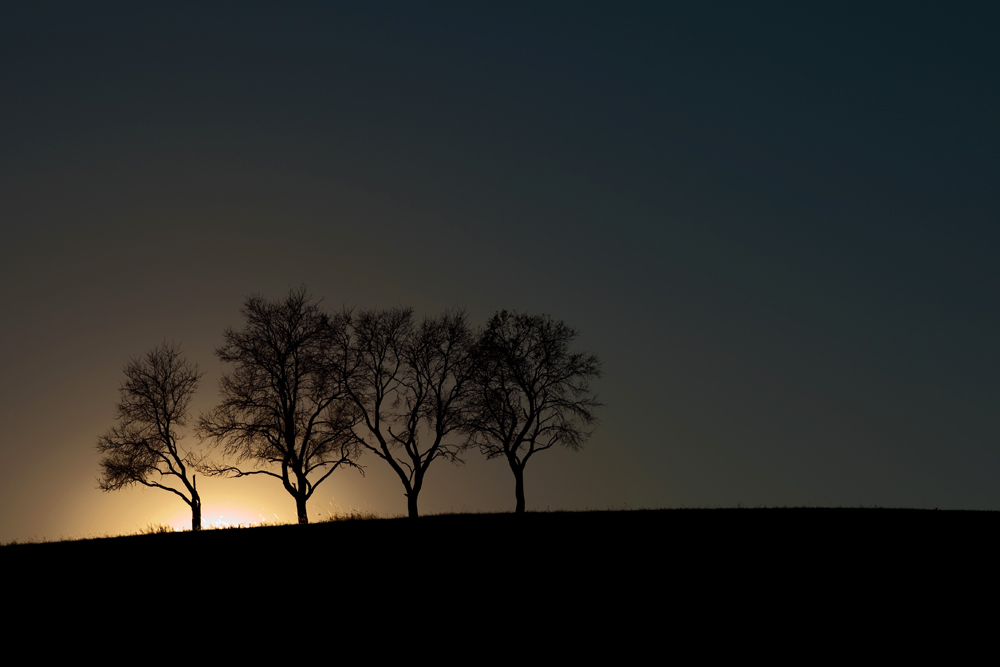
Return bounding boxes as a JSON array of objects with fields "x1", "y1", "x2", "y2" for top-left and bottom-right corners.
[{"x1": 1, "y1": 2, "x2": 998, "y2": 539}]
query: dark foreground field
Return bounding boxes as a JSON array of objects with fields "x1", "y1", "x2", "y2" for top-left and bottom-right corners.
[
  {"x1": 5, "y1": 508, "x2": 994, "y2": 586},
  {"x1": 8, "y1": 508, "x2": 984, "y2": 649}
]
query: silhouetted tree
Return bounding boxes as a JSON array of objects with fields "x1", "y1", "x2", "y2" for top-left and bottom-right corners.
[
  {"x1": 334, "y1": 308, "x2": 474, "y2": 518},
  {"x1": 97, "y1": 343, "x2": 205, "y2": 530},
  {"x1": 465, "y1": 311, "x2": 602, "y2": 514},
  {"x1": 199, "y1": 287, "x2": 361, "y2": 524}
]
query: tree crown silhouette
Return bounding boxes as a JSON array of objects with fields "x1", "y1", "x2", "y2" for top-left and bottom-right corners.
[
  {"x1": 464, "y1": 310, "x2": 602, "y2": 513},
  {"x1": 199, "y1": 287, "x2": 361, "y2": 524},
  {"x1": 97, "y1": 342, "x2": 205, "y2": 530}
]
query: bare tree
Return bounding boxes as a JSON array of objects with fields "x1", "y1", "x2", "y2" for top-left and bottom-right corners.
[
  {"x1": 465, "y1": 310, "x2": 602, "y2": 514},
  {"x1": 334, "y1": 307, "x2": 474, "y2": 518},
  {"x1": 198, "y1": 287, "x2": 361, "y2": 524},
  {"x1": 97, "y1": 343, "x2": 205, "y2": 530}
]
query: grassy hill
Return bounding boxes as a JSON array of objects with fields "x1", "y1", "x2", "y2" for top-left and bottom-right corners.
[
  {"x1": 6, "y1": 507, "x2": 994, "y2": 571},
  {"x1": 8, "y1": 508, "x2": 984, "y2": 646}
]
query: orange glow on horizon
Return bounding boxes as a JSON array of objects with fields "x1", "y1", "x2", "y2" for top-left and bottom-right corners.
[{"x1": 164, "y1": 505, "x2": 286, "y2": 532}]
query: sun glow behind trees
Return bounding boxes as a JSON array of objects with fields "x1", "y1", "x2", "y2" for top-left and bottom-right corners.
[
  {"x1": 101, "y1": 475, "x2": 295, "y2": 534},
  {"x1": 163, "y1": 506, "x2": 278, "y2": 531}
]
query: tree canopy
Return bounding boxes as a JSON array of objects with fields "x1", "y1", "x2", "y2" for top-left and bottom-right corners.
[
  {"x1": 198, "y1": 287, "x2": 361, "y2": 524},
  {"x1": 335, "y1": 307, "x2": 475, "y2": 518},
  {"x1": 97, "y1": 342, "x2": 205, "y2": 530},
  {"x1": 464, "y1": 310, "x2": 602, "y2": 513}
]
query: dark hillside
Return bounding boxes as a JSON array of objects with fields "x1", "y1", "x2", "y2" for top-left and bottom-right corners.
[{"x1": 6, "y1": 509, "x2": 992, "y2": 612}]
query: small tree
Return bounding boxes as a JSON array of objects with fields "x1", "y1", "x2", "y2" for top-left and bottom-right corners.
[
  {"x1": 199, "y1": 287, "x2": 361, "y2": 524},
  {"x1": 465, "y1": 310, "x2": 602, "y2": 514},
  {"x1": 334, "y1": 308, "x2": 474, "y2": 518},
  {"x1": 97, "y1": 343, "x2": 205, "y2": 530}
]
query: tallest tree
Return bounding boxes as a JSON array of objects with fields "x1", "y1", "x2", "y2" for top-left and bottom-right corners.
[{"x1": 199, "y1": 287, "x2": 361, "y2": 524}]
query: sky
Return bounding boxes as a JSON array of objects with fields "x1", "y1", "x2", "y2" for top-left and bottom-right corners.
[{"x1": 1, "y1": 2, "x2": 998, "y2": 542}]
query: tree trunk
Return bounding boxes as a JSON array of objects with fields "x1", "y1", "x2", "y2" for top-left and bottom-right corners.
[
  {"x1": 407, "y1": 492, "x2": 419, "y2": 519},
  {"x1": 296, "y1": 494, "x2": 309, "y2": 524},
  {"x1": 514, "y1": 466, "x2": 526, "y2": 514},
  {"x1": 191, "y1": 477, "x2": 202, "y2": 531}
]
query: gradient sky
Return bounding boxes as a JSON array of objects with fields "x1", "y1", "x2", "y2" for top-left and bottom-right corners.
[{"x1": 2, "y1": 2, "x2": 998, "y2": 542}]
